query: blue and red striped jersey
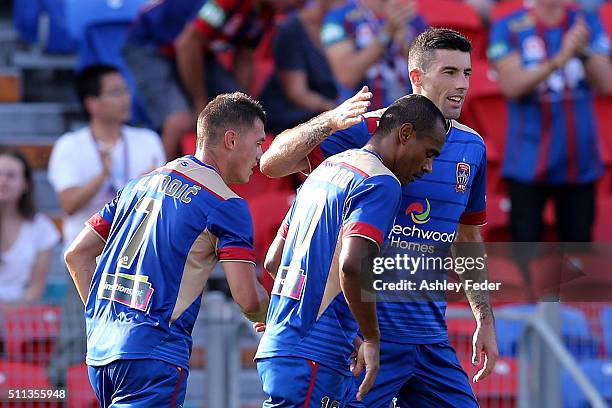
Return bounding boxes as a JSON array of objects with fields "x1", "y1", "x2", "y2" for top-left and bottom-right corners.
[
  {"x1": 488, "y1": 6, "x2": 610, "y2": 184},
  {"x1": 256, "y1": 149, "x2": 401, "y2": 372},
  {"x1": 320, "y1": 0, "x2": 427, "y2": 109},
  {"x1": 85, "y1": 155, "x2": 255, "y2": 370},
  {"x1": 305, "y1": 113, "x2": 487, "y2": 344}
]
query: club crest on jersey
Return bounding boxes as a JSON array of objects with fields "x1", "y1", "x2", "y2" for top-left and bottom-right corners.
[{"x1": 456, "y1": 162, "x2": 470, "y2": 193}]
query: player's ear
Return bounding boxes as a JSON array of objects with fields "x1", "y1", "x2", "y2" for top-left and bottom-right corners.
[
  {"x1": 223, "y1": 130, "x2": 238, "y2": 150},
  {"x1": 398, "y1": 123, "x2": 414, "y2": 145},
  {"x1": 409, "y1": 68, "x2": 422, "y2": 88}
]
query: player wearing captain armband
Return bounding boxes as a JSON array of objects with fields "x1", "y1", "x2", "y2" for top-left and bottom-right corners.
[
  {"x1": 255, "y1": 94, "x2": 446, "y2": 407},
  {"x1": 64, "y1": 93, "x2": 270, "y2": 408}
]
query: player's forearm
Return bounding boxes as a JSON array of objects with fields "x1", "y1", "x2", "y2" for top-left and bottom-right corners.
[
  {"x1": 452, "y1": 239, "x2": 494, "y2": 325},
  {"x1": 242, "y1": 286, "x2": 270, "y2": 323},
  {"x1": 341, "y1": 265, "x2": 380, "y2": 342},
  {"x1": 260, "y1": 110, "x2": 336, "y2": 177},
  {"x1": 64, "y1": 250, "x2": 96, "y2": 305},
  {"x1": 233, "y1": 47, "x2": 253, "y2": 92}
]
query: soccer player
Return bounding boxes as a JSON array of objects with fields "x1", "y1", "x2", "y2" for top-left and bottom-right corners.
[
  {"x1": 64, "y1": 93, "x2": 270, "y2": 407},
  {"x1": 260, "y1": 28, "x2": 499, "y2": 407},
  {"x1": 256, "y1": 94, "x2": 447, "y2": 406}
]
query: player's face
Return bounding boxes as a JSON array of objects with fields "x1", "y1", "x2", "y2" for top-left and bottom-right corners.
[
  {"x1": 395, "y1": 123, "x2": 445, "y2": 185},
  {"x1": 230, "y1": 118, "x2": 265, "y2": 184},
  {"x1": 418, "y1": 49, "x2": 471, "y2": 120},
  {"x1": 94, "y1": 73, "x2": 132, "y2": 123},
  {"x1": 0, "y1": 155, "x2": 28, "y2": 207}
]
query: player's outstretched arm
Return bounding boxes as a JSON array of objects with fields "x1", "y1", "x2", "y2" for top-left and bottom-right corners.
[
  {"x1": 259, "y1": 86, "x2": 372, "y2": 178},
  {"x1": 223, "y1": 261, "x2": 270, "y2": 323},
  {"x1": 339, "y1": 236, "x2": 381, "y2": 401},
  {"x1": 64, "y1": 227, "x2": 106, "y2": 304}
]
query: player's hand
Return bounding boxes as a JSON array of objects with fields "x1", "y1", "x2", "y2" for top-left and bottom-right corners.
[
  {"x1": 352, "y1": 339, "x2": 380, "y2": 401},
  {"x1": 558, "y1": 15, "x2": 590, "y2": 64},
  {"x1": 471, "y1": 321, "x2": 499, "y2": 383},
  {"x1": 349, "y1": 336, "x2": 363, "y2": 372},
  {"x1": 253, "y1": 322, "x2": 266, "y2": 333},
  {"x1": 326, "y1": 86, "x2": 372, "y2": 133}
]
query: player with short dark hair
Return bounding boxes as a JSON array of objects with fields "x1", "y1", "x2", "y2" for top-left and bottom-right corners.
[
  {"x1": 260, "y1": 28, "x2": 498, "y2": 408},
  {"x1": 255, "y1": 94, "x2": 447, "y2": 406},
  {"x1": 64, "y1": 92, "x2": 269, "y2": 407}
]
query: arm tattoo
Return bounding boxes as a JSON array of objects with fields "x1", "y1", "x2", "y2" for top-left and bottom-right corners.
[{"x1": 301, "y1": 113, "x2": 334, "y2": 150}]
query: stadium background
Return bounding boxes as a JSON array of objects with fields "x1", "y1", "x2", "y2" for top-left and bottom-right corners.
[{"x1": 0, "y1": 0, "x2": 611, "y2": 406}]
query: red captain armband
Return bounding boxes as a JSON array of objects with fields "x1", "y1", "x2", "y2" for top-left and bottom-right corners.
[
  {"x1": 87, "y1": 214, "x2": 111, "y2": 240},
  {"x1": 218, "y1": 246, "x2": 256, "y2": 265},
  {"x1": 342, "y1": 222, "x2": 384, "y2": 246},
  {"x1": 459, "y1": 210, "x2": 487, "y2": 226}
]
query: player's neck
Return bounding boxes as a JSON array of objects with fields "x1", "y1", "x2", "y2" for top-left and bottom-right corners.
[
  {"x1": 197, "y1": 149, "x2": 227, "y2": 182},
  {"x1": 90, "y1": 119, "x2": 122, "y2": 146},
  {"x1": 363, "y1": 142, "x2": 393, "y2": 170}
]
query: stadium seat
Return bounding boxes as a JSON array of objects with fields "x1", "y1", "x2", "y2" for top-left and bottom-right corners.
[
  {"x1": 594, "y1": 196, "x2": 612, "y2": 241},
  {"x1": 64, "y1": 0, "x2": 150, "y2": 125},
  {"x1": 600, "y1": 2, "x2": 612, "y2": 39},
  {"x1": 496, "y1": 304, "x2": 598, "y2": 360},
  {"x1": 0, "y1": 360, "x2": 60, "y2": 407},
  {"x1": 13, "y1": 0, "x2": 76, "y2": 53},
  {"x1": 491, "y1": 0, "x2": 528, "y2": 22},
  {"x1": 561, "y1": 359, "x2": 612, "y2": 408},
  {"x1": 481, "y1": 194, "x2": 511, "y2": 242},
  {"x1": 558, "y1": 249, "x2": 612, "y2": 302},
  {"x1": 67, "y1": 363, "x2": 98, "y2": 408},
  {"x1": 249, "y1": 190, "x2": 296, "y2": 261},
  {"x1": 1, "y1": 304, "x2": 60, "y2": 364},
  {"x1": 462, "y1": 358, "x2": 517, "y2": 408},
  {"x1": 417, "y1": 0, "x2": 487, "y2": 59}
]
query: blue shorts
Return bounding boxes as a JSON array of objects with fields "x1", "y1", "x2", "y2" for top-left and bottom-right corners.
[
  {"x1": 347, "y1": 341, "x2": 478, "y2": 408},
  {"x1": 257, "y1": 356, "x2": 356, "y2": 407},
  {"x1": 87, "y1": 359, "x2": 188, "y2": 407}
]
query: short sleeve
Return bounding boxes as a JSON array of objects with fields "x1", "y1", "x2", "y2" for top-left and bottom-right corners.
[
  {"x1": 321, "y1": 7, "x2": 350, "y2": 48},
  {"x1": 48, "y1": 135, "x2": 84, "y2": 192},
  {"x1": 207, "y1": 198, "x2": 256, "y2": 265},
  {"x1": 86, "y1": 189, "x2": 122, "y2": 241},
  {"x1": 193, "y1": 0, "x2": 238, "y2": 38},
  {"x1": 33, "y1": 213, "x2": 60, "y2": 251},
  {"x1": 488, "y1": 18, "x2": 517, "y2": 62},
  {"x1": 273, "y1": 16, "x2": 306, "y2": 72},
  {"x1": 459, "y1": 152, "x2": 487, "y2": 226},
  {"x1": 342, "y1": 175, "x2": 401, "y2": 247},
  {"x1": 586, "y1": 12, "x2": 611, "y2": 56}
]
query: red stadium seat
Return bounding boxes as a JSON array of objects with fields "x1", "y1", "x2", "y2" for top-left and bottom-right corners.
[
  {"x1": 600, "y1": 2, "x2": 612, "y2": 39},
  {"x1": 594, "y1": 93, "x2": 612, "y2": 197},
  {"x1": 462, "y1": 358, "x2": 518, "y2": 408},
  {"x1": 0, "y1": 360, "x2": 60, "y2": 407},
  {"x1": 482, "y1": 194, "x2": 511, "y2": 242},
  {"x1": 417, "y1": 0, "x2": 487, "y2": 59},
  {"x1": 2, "y1": 305, "x2": 60, "y2": 364},
  {"x1": 491, "y1": 0, "x2": 528, "y2": 21},
  {"x1": 67, "y1": 363, "x2": 98, "y2": 408},
  {"x1": 594, "y1": 196, "x2": 612, "y2": 241}
]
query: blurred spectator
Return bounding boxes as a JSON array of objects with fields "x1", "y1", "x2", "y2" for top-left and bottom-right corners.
[
  {"x1": 488, "y1": 0, "x2": 610, "y2": 242},
  {"x1": 0, "y1": 150, "x2": 59, "y2": 304},
  {"x1": 47, "y1": 64, "x2": 165, "y2": 386},
  {"x1": 175, "y1": 0, "x2": 303, "y2": 121},
  {"x1": 259, "y1": 0, "x2": 342, "y2": 134},
  {"x1": 122, "y1": 0, "x2": 204, "y2": 160},
  {"x1": 321, "y1": 0, "x2": 427, "y2": 110}
]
